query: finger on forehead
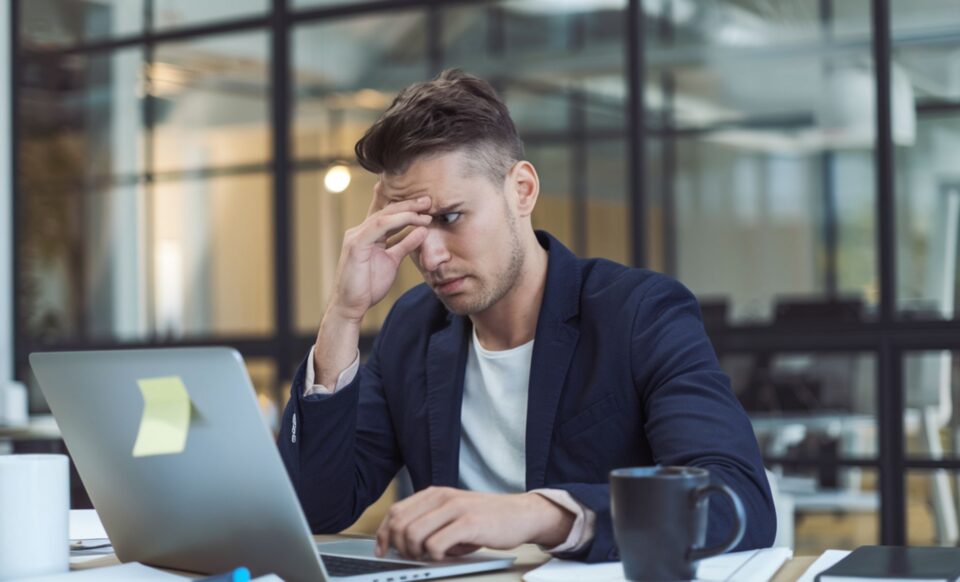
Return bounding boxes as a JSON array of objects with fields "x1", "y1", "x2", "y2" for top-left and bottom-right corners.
[
  {"x1": 356, "y1": 211, "x2": 428, "y2": 245},
  {"x1": 377, "y1": 196, "x2": 433, "y2": 217},
  {"x1": 385, "y1": 224, "x2": 417, "y2": 247}
]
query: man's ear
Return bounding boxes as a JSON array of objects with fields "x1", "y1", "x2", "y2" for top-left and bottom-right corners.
[{"x1": 507, "y1": 161, "x2": 539, "y2": 218}]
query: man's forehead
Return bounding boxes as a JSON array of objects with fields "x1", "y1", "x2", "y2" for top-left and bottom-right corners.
[
  {"x1": 379, "y1": 180, "x2": 430, "y2": 201},
  {"x1": 379, "y1": 177, "x2": 472, "y2": 207},
  {"x1": 379, "y1": 151, "x2": 480, "y2": 193}
]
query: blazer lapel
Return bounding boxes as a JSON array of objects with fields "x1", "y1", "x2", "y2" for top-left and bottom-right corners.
[
  {"x1": 426, "y1": 314, "x2": 470, "y2": 487},
  {"x1": 525, "y1": 232, "x2": 582, "y2": 490}
]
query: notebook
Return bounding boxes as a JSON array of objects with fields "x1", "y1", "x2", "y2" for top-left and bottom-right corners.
[{"x1": 815, "y1": 546, "x2": 960, "y2": 581}]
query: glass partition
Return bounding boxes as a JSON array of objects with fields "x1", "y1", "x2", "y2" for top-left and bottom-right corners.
[
  {"x1": 648, "y1": 0, "x2": 878, "y2": 324},
  {"x1": 892, "y1": 0, "x2": 960, "y2": 320},
  {"x1": 152, "y1": 32, "x2": 271, "y2": 174}
]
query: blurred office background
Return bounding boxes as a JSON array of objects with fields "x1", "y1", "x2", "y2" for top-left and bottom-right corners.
[{"x1": 3, "y1": 0, "x2": 960, "y2": 554}]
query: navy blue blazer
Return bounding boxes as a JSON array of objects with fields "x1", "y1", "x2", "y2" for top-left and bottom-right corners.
[{"x1": 278, "y1": 231, "x2": 775, "y2": 563}]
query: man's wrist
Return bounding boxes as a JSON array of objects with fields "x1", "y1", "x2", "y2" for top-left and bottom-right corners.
[
  {"x1": 522, "y1": 492, "x2": 575, "y2": 547},
  {"x1": 314, "y1": 303, "x2": 363, "y2": 387},
  {"x1": 323, "y1": 297, "x2": 366, "y2": 327}
]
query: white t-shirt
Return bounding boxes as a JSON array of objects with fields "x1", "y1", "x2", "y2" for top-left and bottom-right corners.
[{"x1": 457, "y1": 329, "x2": 533, "y2": 493}]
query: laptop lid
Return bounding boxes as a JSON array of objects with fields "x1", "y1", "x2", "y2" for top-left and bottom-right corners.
[{"x1": 30, "y1": 347, "x2": 328, "y2": 581}]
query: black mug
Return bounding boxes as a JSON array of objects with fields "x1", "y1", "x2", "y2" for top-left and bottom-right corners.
[{"x1": 610, "y1": 466, "x2": 746, "y2": 581}]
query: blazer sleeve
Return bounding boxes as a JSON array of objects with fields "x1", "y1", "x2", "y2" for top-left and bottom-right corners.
[
  {"x1": 277, "y1": 317, "x2": 403, "y2": 534},
  {"x1": 552, "y1": 277, "x2": 776, "y2": 563}
]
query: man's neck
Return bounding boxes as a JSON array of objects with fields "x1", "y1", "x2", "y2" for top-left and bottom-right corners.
[{"x1": 470, "y1": 233, "x2": 548, "y2": 351}]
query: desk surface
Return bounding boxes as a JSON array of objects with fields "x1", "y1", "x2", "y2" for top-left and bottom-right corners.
[
  {"x1": 0, "y1": 414, "x2": 60, "y2": 440},
  {"x1": 72, "y1": 537, "x2": 818, "y2": 581}
]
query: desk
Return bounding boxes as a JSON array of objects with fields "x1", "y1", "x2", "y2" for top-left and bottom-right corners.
[
  {"x1": 0, "y1": 414, "x2": 60, "y2": 439},
  {"x1": 70, "y1": 537, "x2": 817, "y2": 581},
  {"x1": 0, "y1": 414, "x2": 62, "y2": 453}
]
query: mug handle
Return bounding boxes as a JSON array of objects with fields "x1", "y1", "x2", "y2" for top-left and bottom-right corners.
[{"x1": 686, "y1": 483, "x2": 746, "y2": 562}]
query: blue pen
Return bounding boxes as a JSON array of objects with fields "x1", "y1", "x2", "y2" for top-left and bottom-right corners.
[{"x1": 196, "y1": 567, "x2": 251, "y2": 582}]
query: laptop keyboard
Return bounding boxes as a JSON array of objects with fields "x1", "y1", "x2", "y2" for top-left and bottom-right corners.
[{"x1": 321, "y1": 554, "x2": 424, "y2": 578}]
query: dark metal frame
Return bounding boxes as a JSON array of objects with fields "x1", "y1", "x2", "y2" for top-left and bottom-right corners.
[
  {"x1": 271, "y1": 0, "x2": 295, "y2": 390},
  {"x1": 570, "y1": 86, "x2": 587, "y2": 256},
  {"x1": 143, "y1": 0, "x2": 157, "y2": 332},
  {"x1": 7, "y1": 0, "x2": 960, "y2": 546},
  {"x1": 627, "y1": 0, "x2": 647, "y2": 267},
  {"x1": 819, "y1": 0, "x2": 839, "y2": 297},
  {"x1": 9, "y1": 0, "x2": 20, "y2": 403},
  {"x1": 872, "y1": 0, "x2": 906, "y2": 545}
]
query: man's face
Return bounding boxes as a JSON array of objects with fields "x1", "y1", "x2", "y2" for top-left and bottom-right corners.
[{"x1": 378, "y1": 150, "x2": 525, "y2": 316}]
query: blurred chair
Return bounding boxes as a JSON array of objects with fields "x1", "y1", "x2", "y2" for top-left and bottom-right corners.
[
  {"x1": 698, "y1": 298, "x2": 730, "y2": 329},
  {"x1": 773, "y1": 298, "x2": 863, "y2": 324},
  {"x1": 906, "y1": 352, "x2": 957, "y2": 545},
  {"x1": 745, "y1": 300, "x2": 877, "y2": 532}
]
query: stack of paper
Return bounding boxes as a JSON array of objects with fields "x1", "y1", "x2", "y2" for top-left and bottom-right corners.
[{"x1": 523, "y1": 547, "x2": 793, "y2": 582}]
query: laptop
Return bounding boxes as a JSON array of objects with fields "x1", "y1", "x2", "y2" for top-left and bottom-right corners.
[{"x1": 30, "y1": 347, "x2": 515, "y2": 582}]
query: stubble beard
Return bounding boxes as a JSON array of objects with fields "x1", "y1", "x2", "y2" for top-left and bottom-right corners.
[{"x1": 439, "y1": 222, "x2": 526, "y2": 316}]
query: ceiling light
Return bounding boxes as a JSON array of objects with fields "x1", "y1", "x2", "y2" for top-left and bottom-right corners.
[{"x1": 324, "y1": 164, "x2": 352, "y2": 193}]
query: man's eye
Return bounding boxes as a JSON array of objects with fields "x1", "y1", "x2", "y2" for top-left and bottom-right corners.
[{"x1": 439, "y1": 212, "x2": 462, "y2": 225}]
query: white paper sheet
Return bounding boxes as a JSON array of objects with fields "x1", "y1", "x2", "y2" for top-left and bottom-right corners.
[
  {"x1": 13, "y1": 562, "x2": 189, "y2": 581},
  {"x1": 697, "y1": 548, "x2": 794, "y2": 582},
  {"x1": 523, "y1": 547, "x2": 793, "y2": 582},
  {"x1": 794, "y1": 550, "x2": 852, "y2": 582},
  {"x1": 69, "y1": 509, "x2": 107, "y2": 540}
]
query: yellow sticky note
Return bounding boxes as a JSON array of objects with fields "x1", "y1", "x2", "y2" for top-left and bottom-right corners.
[{"x1": 132, "y1": 376, "x2": 191, "y2": 458}]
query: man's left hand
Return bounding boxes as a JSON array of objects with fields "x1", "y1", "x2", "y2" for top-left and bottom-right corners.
[{"x1": 374, "y1": 486, "x2": 575, "y2": 561}]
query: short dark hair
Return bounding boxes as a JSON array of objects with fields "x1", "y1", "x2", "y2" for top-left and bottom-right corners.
[{"x1": 354, "y1": 69, "x2": 525, "y2": 186}]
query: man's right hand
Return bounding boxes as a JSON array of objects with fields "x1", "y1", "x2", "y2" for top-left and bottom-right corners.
[
  {"x1": 310, "y1": 188, "x2": 433, "y2": 389},
  {"x1": 330, "y1": 192, "x2": 433, "y2": 323}
]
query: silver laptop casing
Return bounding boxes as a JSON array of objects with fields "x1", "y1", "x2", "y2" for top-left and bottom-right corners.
[{"x1": 30, "y1": 347, "x2": 514, "y2": 582}]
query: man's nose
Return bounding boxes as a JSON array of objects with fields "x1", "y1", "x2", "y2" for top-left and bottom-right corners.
[{"x1": 418, "y1": 228, "x2": 450, "y2": 273}]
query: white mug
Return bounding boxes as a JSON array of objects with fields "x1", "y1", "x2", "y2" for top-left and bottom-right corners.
[
  {"x1": 0, "y1": 382, "x2": 28, "y2": 427},
  {"x1": 0, "y1": 454, "x2": 70, "y2": 579}
]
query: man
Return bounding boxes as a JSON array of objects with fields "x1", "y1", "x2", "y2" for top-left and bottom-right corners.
[{"x1": 278, "y1": 69, "x2": 775, "y2": 564}]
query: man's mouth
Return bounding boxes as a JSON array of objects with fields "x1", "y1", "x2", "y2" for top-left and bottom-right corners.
[{"x1": 433, "y1": 276, "x2": 467, "y2": 294}]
